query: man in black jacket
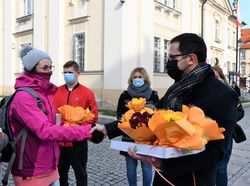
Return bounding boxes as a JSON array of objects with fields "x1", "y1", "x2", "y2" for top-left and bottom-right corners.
[
  {"x1": 128, "y1": 33, "x2": 238, "y2": 186},
  {"x1": 91, "y1": 33, "x2": 238, "y2": 186}
]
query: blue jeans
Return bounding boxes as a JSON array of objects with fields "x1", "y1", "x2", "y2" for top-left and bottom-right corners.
[
  {"x1": 216, "y1": 137, "x2": 233, "y2": 186},
  {"x1": 125, "y1": 156, "x2": 153, "y2": 186},
  {"x1": 50, "y1": 180, "x2": 60, "y2": 186}
]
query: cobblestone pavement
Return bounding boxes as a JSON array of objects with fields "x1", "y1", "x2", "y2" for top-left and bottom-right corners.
[{"x1": 1, "y1": 105, "x2": 250, "y2": 186}]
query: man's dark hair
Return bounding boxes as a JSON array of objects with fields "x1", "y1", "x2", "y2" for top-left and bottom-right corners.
[
  {"x1": 170, "y1": 33, "x2": 207, "y2": 62},
  {"x1": 63, "y1": 60, "x2": 79, "y2": 72}
]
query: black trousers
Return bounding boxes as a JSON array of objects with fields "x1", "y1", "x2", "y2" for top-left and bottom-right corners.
[{"x1": 58, "y1": 139, "x2": 88, "y2": 186}]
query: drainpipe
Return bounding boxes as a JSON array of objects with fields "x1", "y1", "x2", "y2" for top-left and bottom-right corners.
[{"x1": 201, "y1": 0, "x2": 208, "y2": 38}]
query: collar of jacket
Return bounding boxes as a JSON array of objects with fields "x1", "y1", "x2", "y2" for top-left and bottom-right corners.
[{"x1": 64, "y1": 82, "x2": 80, "y2": 91}]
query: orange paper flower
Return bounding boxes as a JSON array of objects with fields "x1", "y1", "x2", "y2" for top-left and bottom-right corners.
[
  {"x1": 148, "y1": 110, "x2": 207, "y2": 150},
  {"x1": 118, "y1": 98, "x2": 155, "y2": 145},
  {"x1": 118, "y1": 122, "x2": 155, "y2": 145},
  {"x1": 127, "y1": 98, "x2": 146, "y2": 112},
  {"x1": 58, "y1": 105, "x2": 95, "y2": 126},
  {"x1": 185, "y1": 106, "x2": 225, "y2": 141},
  {"x1": 148, "y1": 105, "x2": 225, "y2": 150}
]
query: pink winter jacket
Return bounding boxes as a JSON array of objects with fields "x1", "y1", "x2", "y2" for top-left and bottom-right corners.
[{"x1": 9, "y1": 72, "x2": 92, "y2": 177}]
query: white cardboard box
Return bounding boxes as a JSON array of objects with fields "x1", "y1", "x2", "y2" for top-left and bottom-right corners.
[{"x1": 110, "y1": 141, "x2": 203, "y2": 159}]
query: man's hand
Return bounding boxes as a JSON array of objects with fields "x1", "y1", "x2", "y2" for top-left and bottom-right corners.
[
  {"x1": 128, "y1": 147, "x2": 162, "y2": 169},
  {"x1": 90, "y1": 124, "x2": 107, "y2": 136}
]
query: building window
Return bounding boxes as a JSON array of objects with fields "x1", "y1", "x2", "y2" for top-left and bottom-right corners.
[
  {"x1": 172, "y1": 0, "x2": 176, "y2": 9},
  {"x1": 72, "y1": 32, "x2": 85, "y2": 72},
  {"x1": 154, "y1": 37, "x2": 161, "y2": 72},
  {"x1": 20, "y1": 0, "x2": 32, "y2": 17},
  {"x1": 241, "y1": 64, "x2": 246, "y2": 76},
  {"x1": 233, "y1": 31, "x2": 236, "y2": 48},
  {"x1": 215, "y1": 20, "x2": 220, "y2": 41},
  {"x1": 240, "y1": 50, "x2": 246, "y2": 60},
  {"x1": 164, "y1": 39, "x2": 169, "y2": 72}
]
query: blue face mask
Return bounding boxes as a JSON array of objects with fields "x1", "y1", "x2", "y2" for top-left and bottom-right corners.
[
  {"x1": 132, "y1": 78, "x2": 144, "y2": 87},
  {"x1": 64, "y1": 73, "x2": 76, "y2": 84}
]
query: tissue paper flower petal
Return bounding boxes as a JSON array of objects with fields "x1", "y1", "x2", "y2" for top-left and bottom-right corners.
[
  {"x1": 148, "y1": 114, "x2": 203, "y2": 150},
  {"x1": 148, "y1": 106, "x2": 222, "y2": 150},
  {"x1": 127, "y1": 98, "x2": 146, "y2": 112},
  {"x1": 172, "y1": 126, "x2": 207, "y2": 150},
  {"x1": 118, "y1": 122, "x2": 155, "y2": 145},
  {"x1": 175, "y1": 119, "x2": 196, "y2": 136},
  {"x1": 187, "y1": 107, "x2": 225, "y2": 141},
  {"x1": 122, "y1": 110, "x2": 135, "y2": 122}
]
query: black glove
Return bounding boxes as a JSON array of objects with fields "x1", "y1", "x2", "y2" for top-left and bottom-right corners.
[{"x1": 90, "y1": 124, "x2": 105, "y2": 144}]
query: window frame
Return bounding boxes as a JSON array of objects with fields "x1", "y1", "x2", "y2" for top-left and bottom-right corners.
[
  {"x1": 72, "y1": 32, "x2": 85, "y2": 72},
  {"x1": 154, "y1": 37, "x2": 161, "y2": 72}
]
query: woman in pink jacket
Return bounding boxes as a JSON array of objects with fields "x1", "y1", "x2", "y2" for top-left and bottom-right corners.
[{"x1": 9, "y1": 46, "x2": 95, "y2": 186}]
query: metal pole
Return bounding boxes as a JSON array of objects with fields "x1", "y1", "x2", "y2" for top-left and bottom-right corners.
[
  {"x1": 234, "y1": 0, "x2": 239, "y2": 85},
  {"x1": 236, "y1": 26, "x2": 238, "y2": 74}
]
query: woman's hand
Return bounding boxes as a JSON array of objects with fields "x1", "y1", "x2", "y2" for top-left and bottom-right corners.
[
  {"x1": 128, "y1": 147, "x2": 162, "y2": 170},
  {"x1": 90, "y1": 124, "x2": 107, "y2": 136}
]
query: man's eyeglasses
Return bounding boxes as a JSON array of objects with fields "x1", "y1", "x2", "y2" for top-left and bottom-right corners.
[
  {"x1": 168, "y1": 53, "x2": 188, "y2": 61},
  {"x1": 40, "y1": 65, "x2": 55, "y2": 71}
]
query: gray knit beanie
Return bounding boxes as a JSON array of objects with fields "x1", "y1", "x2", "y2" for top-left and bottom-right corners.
[{"x1": 20, "y1": 45, "x2": 51, "y2": 71}]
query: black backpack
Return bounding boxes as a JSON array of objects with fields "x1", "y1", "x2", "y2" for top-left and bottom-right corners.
[{"x1": 0, "y1": 87, "x2": 47, "y2": 185}]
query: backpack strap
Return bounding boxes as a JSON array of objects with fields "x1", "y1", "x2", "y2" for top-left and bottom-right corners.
[
  {"x1": 2, "y1": 128, "x2": 27, "y2": 185},
  {"x1": 16, "y1": 87, "x2": 48, "y2": 115},
  {"x1": 16, "y1": 128, "x2": 28, "y2": 169}
]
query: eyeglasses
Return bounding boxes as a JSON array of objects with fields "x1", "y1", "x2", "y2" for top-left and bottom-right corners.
[
  {"x1": 63, "y1": 71, "x2": 74, "y2": 74},
  {"x1": 40, "y1": 65, "x2": 55, "y2": 71},
  {"x1": 133, "y1": 76, "x2": 142, "y2": 79},
  {"x1": 168, "y1": 53, "x2": 189, "y2": 61}
]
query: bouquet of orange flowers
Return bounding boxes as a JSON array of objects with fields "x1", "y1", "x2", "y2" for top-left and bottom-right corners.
[
  {"x1": 118, "y1": 98, "x2": 155, "y2": 145},
  {"x1": 58, "y1": 105, "x2": 95, "y2": 126},
  {"x1": 148, "y1": 105, "x2": 225, "y2": 150}
]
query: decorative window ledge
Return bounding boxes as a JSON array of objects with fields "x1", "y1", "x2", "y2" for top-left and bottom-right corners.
[
  {"x1": 13, "y1": 29, "x2": 33, "y2": 36},
  {"x1": 214, "y1": 38, "x2": 221, "y2": 43},
  {"x1": 68, "y1": 15, "x2": 90, "y2": 24},
  {"x1": 16, "y1": 14, "x2": 33, "y2": 24}
]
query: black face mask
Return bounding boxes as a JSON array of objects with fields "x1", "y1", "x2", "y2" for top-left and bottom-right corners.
[{"x1": 166, "y1": 59, "x2": 183, "y2": 81}]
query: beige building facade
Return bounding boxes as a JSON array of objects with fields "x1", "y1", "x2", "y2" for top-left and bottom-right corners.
[{"x1": 0, "y1": 0, "x2": 241, "y2": 109}]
